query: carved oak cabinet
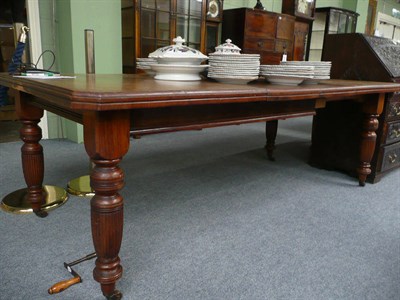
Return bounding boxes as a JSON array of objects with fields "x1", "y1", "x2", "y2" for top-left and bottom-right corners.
[{"x1": 310, "y1": 33, "x2": 400, "y2": 183}]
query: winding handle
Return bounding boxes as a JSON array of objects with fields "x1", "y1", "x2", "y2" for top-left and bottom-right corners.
[{"x1": 48, "y1": 276, "x2": 81, "y2": 294}]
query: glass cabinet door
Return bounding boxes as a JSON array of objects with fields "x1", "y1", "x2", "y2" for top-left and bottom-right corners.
[
  {"x1": 176, "y1": 0, "x2": 202, "y2": 50},
  {"x1": 346, "y1": 15, "x2": 357, "y2": 33},
  {"x1": 338, "y1": 13, "x2": 347, "y2": 33},
  {"x1": 139, "y1": 0, "x2": 171, "y2": 58},
  {"x1": 308, "y1": 7, "x2": 359, "y2": 62},
  {"x1": 206, "y1": 22, "x2": 219, "y2": 54},
  {"x1": 137, "y1": 0, "x2": 204, "y2": 57},
  {"x1": 121, "y1": 0, "x2": 223, "y2": 73},
  {"x1": 328, "y1": 10, "x2": 339, "y2": 34},
  {"x1": 121, "y1": 0, "x2": 135, "y2": 73},
  {"x1": 327, "y1": 9, "x2": 359, "y2": 35}
]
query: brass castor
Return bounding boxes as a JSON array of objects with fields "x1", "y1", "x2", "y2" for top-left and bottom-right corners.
[{"x1": 105, "y1": 290, "x2": 123, "y2": 300}]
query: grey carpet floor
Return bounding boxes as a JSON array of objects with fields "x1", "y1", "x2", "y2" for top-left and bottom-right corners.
[{"x1": 0, "y1": 117, "x2": 399, "y2": 300}]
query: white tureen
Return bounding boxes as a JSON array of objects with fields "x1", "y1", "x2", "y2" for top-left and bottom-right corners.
[
  {"x1": 149, "y1": 36, "x2": 209, "y2": 81},
  {"x1": 213, "y1": 39, "x2": 241, "y2": 55},
  {"x1": 149, "y1": 36, "x2": 208, "y2": 65}
]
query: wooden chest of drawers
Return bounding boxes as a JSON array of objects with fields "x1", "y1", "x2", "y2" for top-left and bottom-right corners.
[
  {"x1": 310, "y1": 33, "x2": 400, "y2": 183},
  {"x1": 221, "y1": 8, "x2": 295, "y2": 65},
  {"x1": 377, "y1": 93, "x2": 400, "y2": 173}
]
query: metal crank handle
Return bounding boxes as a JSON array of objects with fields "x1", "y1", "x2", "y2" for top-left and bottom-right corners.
[
  {"x1": 68, "y1": 252, "x2": 97, "y2": 267},
  {"x1": 48, "y1": 276, "x2": 81, "y2": 294}
]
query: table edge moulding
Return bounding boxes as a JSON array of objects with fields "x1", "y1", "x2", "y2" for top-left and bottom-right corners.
[{"x1": 0, "y1": 73, "x2": 399, "y2": 299}]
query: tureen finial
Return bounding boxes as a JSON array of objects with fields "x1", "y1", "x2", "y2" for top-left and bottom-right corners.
[{"x1": 173, "y1": 36, "x2": 185, "y2": 46}]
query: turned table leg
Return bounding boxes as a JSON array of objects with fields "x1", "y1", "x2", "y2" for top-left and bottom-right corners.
[
  {"x1": 16, "y1": 93, "x2": 48, "y2": 217},
  {"x1": 20, "y1": 118, "x2": 48, "y2": 217},
  {"x1": 265, "y1": 120, "x2": 278, "y2": 161},
  {"x1": 91, "y1": 158, "x2": 124, "y2": 299},
  {"x1": 83, "y1": 111, "x2": 130, "y2": 299},
  {"x1": 357, "y1": 93, "x2": 385, "y2": 186},
  {"x1": 357, "y1": 113, "x2": 379, "y2": 186}
]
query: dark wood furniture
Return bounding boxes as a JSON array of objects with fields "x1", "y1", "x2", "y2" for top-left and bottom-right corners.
[
  {"x1": 308, "y1": 7, "x2": 359, "y2": 61},
  {"x1": 0, "y1": 24, "x2": 15, "y2": 72},
  {"x1": 221, "y1": 8, "x2": 295, "y2": 65},
  {"x1": 0, "y1": 73, "x2": 399, "y2": 298},
  {"x1": 121, "y1": 0, "x2": 224, "y2": 73},
  {"x1": 311, "y1": 33, "x2": 400, "y2": 183},
  {"x1": 281, "y1": 0, "x2": 316, "y2": 61}
]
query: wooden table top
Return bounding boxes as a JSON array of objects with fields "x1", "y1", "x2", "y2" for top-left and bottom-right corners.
[{"x1": 1, "y1": 73, "x2": 399, "y2": 110}]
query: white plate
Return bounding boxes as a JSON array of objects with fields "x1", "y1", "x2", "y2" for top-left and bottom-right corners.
[
  {"x1": 209, "y1": 53, "x2": 260, "y2": 58},
  {"x1": 151, "y1": 64, "x2": 208, "y2": 81},
  {"x1": 137, "y1": 58, "x2": 157, "y2": 62},
  {"x1": 264, "y1": 75, "x2": 308, "y2": 85},
  {"x1": 209, "y1": 71, "x2": 259, "y2": 76},
  {"x1": 281, "y1": 61, "x2": 331, "y2": 65},
  {"x1": 261, "y1": 72, "x2": 314, "y2": 76},
  {"x1": 302, "y1": 79, "x2": 320, "y2": 85},
  {"x1": 261, "y1": 65, "x2": 314, "y2": 68},
  {"x1": 261, "y1": 71, "x2": 314, "y2": 75},
  {"x1": 209, "y1": 76, "x2": 259, "y2": 85},
  {"x1": 209, "y1": 59, "x2": 259, "y2": 63},
  {"x1": 210, "y1": 63, "x2": 260, "y2": 68}
]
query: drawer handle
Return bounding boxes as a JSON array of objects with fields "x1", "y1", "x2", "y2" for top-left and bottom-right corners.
[
  {"x1": 258, "y1": 41, "x2": 264, "y2": 48},
  {"x1": 388, "y1": 153, "x2": 398, "y2": 164},
  {"x1": 393, "y1": 105, "x2": 400, "y2": 116},
  {"x1": 390, "y1": 128, "x2": 400, "y2": 138}
]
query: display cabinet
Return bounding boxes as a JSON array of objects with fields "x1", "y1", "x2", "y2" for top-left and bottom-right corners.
[
  {"x1": 308, "y1": 7, "x2": 358, "y2": 61},
  {"x1": 121, "y1": 0, "x2": 223, "y2": 73}
]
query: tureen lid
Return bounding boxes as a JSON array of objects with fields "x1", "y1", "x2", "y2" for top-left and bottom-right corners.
[
  {"x1": 213, "y1": 39, "x2": 241, "y2": 55},
  {"x1": 148, "y1": 36, "x2": 208, "y2": 59}
]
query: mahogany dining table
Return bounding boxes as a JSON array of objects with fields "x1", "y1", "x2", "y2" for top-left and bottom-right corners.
[{"x1": 1, "y1": 73, "x2": 399, "y2": 299}]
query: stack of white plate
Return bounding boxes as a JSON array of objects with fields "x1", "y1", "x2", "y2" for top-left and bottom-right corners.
[
  {"x1": 136, "y1": 58, "x2": 157, "y2": 75},
  {"x1": 208, "y1": 53, "x2": 260, "y2": 84},
  {"x1": 260, "y1": 65, "x2": 315, "y2": 85},
  {"x1": 280, "y1": 61, "x2": 332, "y2": 84}
]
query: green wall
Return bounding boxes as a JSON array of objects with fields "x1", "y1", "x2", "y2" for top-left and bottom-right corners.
[
  {"x1": 354, "y1": 1, "x2": 369, "y2": 33},
  {"x1": 40, "y1": 0, "x2": 122, "y2": 142},
  {"x1": 62, "y1": 0, "x2": 122, "y2": 74},
  {"x1": 38, "y1": 0, "x2": 60, "y2": 139},
  {"x1": 378, "y1": 0, "x2": 400, "y2": 15}
]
